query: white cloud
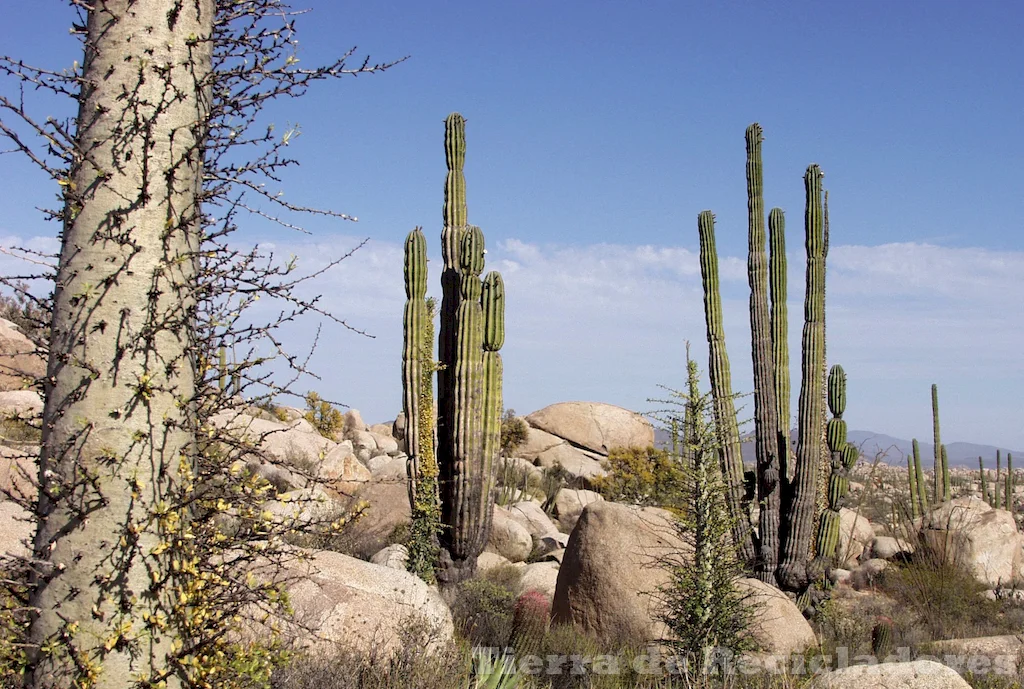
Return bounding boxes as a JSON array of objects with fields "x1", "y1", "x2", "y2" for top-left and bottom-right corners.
[{"x1": 2, "y1": 231, "x2": 1020, "y2": 449}]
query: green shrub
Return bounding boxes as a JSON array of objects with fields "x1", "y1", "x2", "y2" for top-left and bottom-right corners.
[
  {"x1": 500, "y1": 409, "x2": 528, "y2": 457},
  {"x1": 591, "y1": 445, "x2": 686, "y2": 509},
  {"x1": 303, "y1": 391, "x2": 343, "y2": 439},
  {"x1": 449, "y1": 568, "x2": 522, "y2": 650}
]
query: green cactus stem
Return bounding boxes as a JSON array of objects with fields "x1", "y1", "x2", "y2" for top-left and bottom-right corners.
[
  {"x1": 777, "y1": 164, "x2": 826, "y2": 591},
  {"x1": 913, "y1": 439, "x2": 928, "y2": 516},
  {"x1": 218, "y1": 345, "x2": 228, "y2": 392},
  {"x1": 745, "y1": 124, "x2": 782, "y2": 584},
  {"x1": 996, "y1": 450, "x2": 1002, "y2": 509},
  {"x1": 438, "y1": 113, "x2": 469, "y2": 522},
  {"x1": 932, "y1": 384, "x2": 942, "y2": 503},
  {"x1": 1006, "y1": 453, "x2": 1014, "y2": 514},
  {"x1": 402, "y1": 228, "x2": 442, "y2": 582},
  {"x1": 871, "y1": 616, "x2": 895, "y2": 658},
  {"x1": 480, "y1": 270, "x2": 505, "y2": 551},
  {"x1": 908, "y1": 454, "x2": 920, "y2": 519},
  {"x1": 815, "y1": 365, "x2": 851, "y2": 560},
  {"x1": 440, "y1": 226, "x2": 494, "y2": 583},
  {"x1": 698, "y1": 210, "x2": 757, "y2": 565},
  {"x1": 769, "y1": 208, "x2": 791, "y2": 481},
  {"x1": 980, "y1": 456, "x2": 989, "y2": 506},
  {"x1": 941, "y1": 444, "x2": 950, "y2": 501}
]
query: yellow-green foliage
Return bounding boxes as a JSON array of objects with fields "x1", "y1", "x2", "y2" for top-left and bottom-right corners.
[
  {"x1": 499, "y1": 409, "x2": 528, "y2": 457},
  {"x1": 591, "y1": 446, "x2": 686, "y2": 509},
  {"x1": 304, "y1": 390, "x2": 343, "y2": 439}
]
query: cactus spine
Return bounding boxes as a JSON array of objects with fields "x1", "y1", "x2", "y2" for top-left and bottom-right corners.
[
  {"x1": 698, "y1": 210, "x2": 757, "y2": 564},
  {"x1": 913, "y1": 439, "x2": 928, "y2": 515},
  {"x1": 769, "y1": 208, "x2": 791, "y2": 481},
  {"x1": 908, "y1": 454, "x2": 920, "y2": 519},
  {"x1": 745, "y1": 125, "x2": 782, "y2": 583},
  {"x1": 816, "y1": 365, "x2": 855, "y2": 559},
  {"x1": 777, "y1": 164, "x2": 827, "y2": 591},
  {"x1": 932, "y1": 384, "x2": 942, "y2": 503},
  {"x1": 402, "y1": 228, "x2": 441, "y2": 582}
]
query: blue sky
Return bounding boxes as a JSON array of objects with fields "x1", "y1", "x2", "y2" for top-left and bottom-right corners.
[{"x1": 1, "y1": 2, "x2": 1022, "y2": 451}]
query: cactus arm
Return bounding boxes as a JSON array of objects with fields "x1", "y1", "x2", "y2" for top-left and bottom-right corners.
[
  {"x1": 769, "y1": 208, "x2": 791, "y2": 482},
  {"x1": 931, "y1": 384, "x2": 942, "y2": 503},
  {"x1": 438, "y1": 114, "x2": 468, "y2": 536},
  {"x1": 913, "y1": 439, "x2": 928, "y2": 515},
  {"x1": 777, "y1": 164, "x2": 826, "y2": 591},
  {"x1": 980, "y1": 456, "x2": 989, "y2": 506},
  {"x1": 941, "y1": 444, "x2": 950, "y2": 501},
  {"x1": 744, "y1": 124, "x2": 782, "y2": 583},
  {"x1": 815, "y1": 364, "x2": 849, "y2": 560},
  {"x1": 698, "y1": 210, "x2": 758, "y2": 565},
  {"x1": 996, "y1": 450, "x2": 1002, "y2": 509},
  {"x1": 909, "y1": 454, "x2": 920, "y2": 519}
]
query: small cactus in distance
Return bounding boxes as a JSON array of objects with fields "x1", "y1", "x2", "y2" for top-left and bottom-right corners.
[
  {"x1": 980, "y1": 456, "x2": 989, "y2": 507},
  {"x1": 932, "y1": 384, "x2": 942, "y2": 503},
  {"x1": 509, "y1": 590, "x2": 550, "y2": 658},
  {"x1": 996, "y1": 450, "x2": 1003, "y2": 509},
  {"x1": 871, "y1": 616, "x2": 895, "y2": 658}
]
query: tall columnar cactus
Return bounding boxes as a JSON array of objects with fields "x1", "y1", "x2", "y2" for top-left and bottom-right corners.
[
  {"x1": 769, "y1": 208, "x2": 791, "y2": 480},
  {"x1": 218, "y1": 345, "x2": 228, "y2": 392},
  {"x1": 815, "y1": 365, "x2": 856, "y2": 559},
  {"x1": 996, "y1": 450, "x2": 1002, "y2": 509},
  {"x1": 941, "y1": 444, "x2": 951, "y2": 501},
  {"x1": 402, "y1": 227, "x2": 441, "y2": 581},
  {"x1": 698, "y1": 210, "x2": 757, "y2": 564},
  {"x1": 1006, "y1": 453, "x2": 1014, "y2": 514},
  {"x1": 745, "y1": 124, "x2": 782, "y2": 583},
  {"x1": 913, "y1": 439, "x2": 928, "y2": 516},
  {"x1": 441, "y1": 226, "x2": 496, "y2": 582},
  {"x1": 932, "y1": 384, "x2": 942, "y2": 503},
  {"x1": 908, "y1": 454, "x2": 920, "y2": 519},
  {"x1": 438, "y1": 112, "x2": 468, "y2": 514},
  {"x1": 777, "y1": 164, "x2": 827, "y2": 591},
  {"x1": 979, "y1": 457, "x2": 989, "y2": 507},
  {"x1": 480, "y1": 270, "x2": 505, "y2": 538}
]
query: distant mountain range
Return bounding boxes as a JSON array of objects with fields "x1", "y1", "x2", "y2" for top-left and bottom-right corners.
[{"x1": 653, "y1": 427, "x2": 1021, "y2": 468}]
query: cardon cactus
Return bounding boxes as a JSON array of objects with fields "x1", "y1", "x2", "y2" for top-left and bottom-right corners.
[
  {"x1": 769, "y1": 207, "x2": 791, "y2": 480},
  {"x1": 401, "y1": 114, "x2": 504, "y2": 587},
  {"x1": 932, "y1": 384, "x2": 942, "y2": 503},
  {"x1": 438, "y1": 113, "x2": 468, "y2": 523},
  {"x1": 1007, "y1": 453, "x2": 1014, "y2": 514},
  {"x1": 745, "y1": 124, "x2": 782, "y2": 584},
  {"x1": 913, "y1": 439, "x2": 928, "y2": 516},
  {"x1": 941, "y1": 444, "x2": 950, "y2": 501},
  {"x1": 815, "y1": 365, "x2": 851, "y2": 560},
  {"x1": 441, "y1": 226, "x2": 497, "y2": 583},
  {"x1": 777, "y1": 164, "x2": 827, "y2": 591},
  {"x1": 908, "y1": 454, "x2": 920, "y2": 519},
  {"x1": 996, "y1": 450, "x2": 1002, "y2": 510},
  {"x1": 509, "y1": 590, "x2": 550, "y2": 658},
  {"x1": 402, "y1": 227, "x2": 441, "y2": 582},
  {"x1": 980, "y1": 456, "x2": 989, "y2": 506},
  {"x1": 698, "y1": 210, "x2": 757, "y2": 565}
]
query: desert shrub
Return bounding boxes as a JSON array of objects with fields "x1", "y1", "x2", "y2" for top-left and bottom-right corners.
[
  {"x1": 0, "y1": 417, "x2": 41, "y2": 444},
  {"x1": 496, "y1": 458, "x2": 540, "y2": 507},
  {"x1": 303, "y1": 391, "x2": 343, "y2": 439},
  {"x1": 0, "y1": 560, "x2": 30, "y2": 687},
  {"x1": 501, "y1": 409, "x2": 529, "y2": 457},
  {"x1": 591, "y1": 445, "x2": 686, "y2": 509},
  {"x1": 0, "y1": 282, "x2": 49, "y2": 344},
  {"x1": 449, "y1": 567, "x2": 523, "y2": 650},
  {"x1": 270, "y1": 619, "x2": 470, "y2": 689}
]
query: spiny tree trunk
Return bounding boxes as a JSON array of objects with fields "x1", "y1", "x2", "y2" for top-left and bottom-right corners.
[{"x1": 29, "y1": 2, "x2": 213, "y2": 687}]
